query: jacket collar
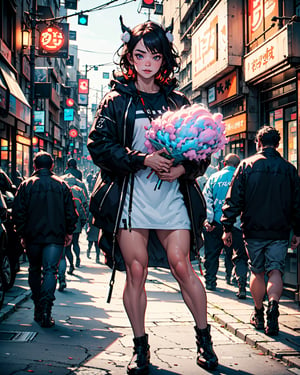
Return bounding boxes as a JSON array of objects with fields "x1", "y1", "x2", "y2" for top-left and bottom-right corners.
[
  {"x1": 32, "y1": 168, "x2": 53, "y2": 177},
  {"x1": 259, "y1": 147, "x2": 281, "y2": 157}
]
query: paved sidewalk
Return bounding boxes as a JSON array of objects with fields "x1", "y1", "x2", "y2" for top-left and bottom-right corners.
[{"x1": 1, "y1": 254, "x2": 300, "y2": 370}]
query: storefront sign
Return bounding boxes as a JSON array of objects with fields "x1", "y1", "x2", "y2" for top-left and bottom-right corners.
[
  {"x1": 0, "y1": 39, "x2": 12, "y2": 64},
  {"x1": 248, "y1": 0, "x2": 278, "y2": 50},
  {"x1": 16, "y1": 134, "x2": 31, "y2": 146},
  {"x1": 208, "y1": 71, "x2": 237, "y2": 106},
  {"x1": 244, "y1": 25, "x2": 288, "y2": 82},
  {"x1": 38, "y1": 23, "x2": 69, "y2": 58},
  {"x1": 22, "y1": 56, "x2": 30, "y2": 81},
  {"x1": 78, "y1": 78, "x2": 89, "y2": 94},
  {"x1": 224, "y1": 113, "x2": 247, "y2": 136},
  {"x1": 192, "y1": 0, "x2": 243, "y2": 89},
  {"x1": 34, "y1": 110, "x2": 45, "y2": 132}
]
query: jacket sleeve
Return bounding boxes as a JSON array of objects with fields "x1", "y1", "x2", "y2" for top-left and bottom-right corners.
[
  {"x1": 221, "y1": 164, "x2": 245, "y2": 232},
  {"x1": 181, "y1": 157, "x2": 211, "y2": 180},
  {"x1": 64, "y1": 184, "x2": 79, "y2": 234},
  {"x1": 12, "y1": 182, "x2": 27, "y2": 237},
  {"x1": 291, "y1": 169, "x2": 300, "y2": 236},
  {"x1": 87, "y1": 93, "x2": 148, "y2": 176},
  {"x1": 203, "y1": 175, "x2": 215, "y2": 223}
]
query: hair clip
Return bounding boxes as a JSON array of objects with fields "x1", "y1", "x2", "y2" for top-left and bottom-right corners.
[
  {"x1": 165, "y1": 18, "x2": 174, "y2": 43},
  {"x1": 120, "y1": 15, "x2": 131, "y2": 43},
  {"x1": 166, "y1": 31, "x2": 174, "y2": 43}
]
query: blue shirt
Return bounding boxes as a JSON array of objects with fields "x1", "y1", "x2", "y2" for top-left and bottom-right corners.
[{"x1": 203, "y1": 166, "x2": 240, "y2": 228}]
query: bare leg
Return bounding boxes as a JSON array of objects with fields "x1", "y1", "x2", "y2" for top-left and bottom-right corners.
[
  {"x1": 249, "y1": 271, "x2": 266, "y2": 309},
  {"x1": 157, "y1": 229, "x2": 207, "y2": 329},
  {"x1": 118, "y1": 229, "x2": 149, "y2": 337},
  {"x1": 267, "y1": 269, "x2": 282, "y2": 302}
]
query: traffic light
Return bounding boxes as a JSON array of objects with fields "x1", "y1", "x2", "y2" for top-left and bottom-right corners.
[
  {"x1": 78, "y1": 14, "x2": 88, "y2": 26},
  {"x1": 65, "y1": 0, "x2": 77, "y2": 9},
  {"x1": 141, "y1": 0, "x2": 155, "y2": 9},
  {"x1": 66, "y1": 98, "x2": 75, "y2": 107}
]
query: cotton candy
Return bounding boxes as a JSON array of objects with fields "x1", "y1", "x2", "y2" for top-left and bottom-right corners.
[{"x1": 144, "y1": 103, "x2": 228, "y2": 162}]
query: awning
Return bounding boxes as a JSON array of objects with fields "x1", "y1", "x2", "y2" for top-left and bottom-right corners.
[{"x1": 0, "y1": 61, "x2": 31, "y2": 124}]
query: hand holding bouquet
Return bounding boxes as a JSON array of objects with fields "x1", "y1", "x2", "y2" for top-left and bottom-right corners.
[
  {"x1": 144, "y1": 103, "x2": 227, "y2": 163},
  {"x1": 144, "y1": 103, "x2": 227, "y2": 189}
]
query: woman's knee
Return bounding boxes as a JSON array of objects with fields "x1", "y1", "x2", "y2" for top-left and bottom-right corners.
[
  {"x1": 169, "y1": 255, "x2": 191, "y2": 282},
  {"x1": 126, "y1": 259, "x2": 148, "y2": 285}
]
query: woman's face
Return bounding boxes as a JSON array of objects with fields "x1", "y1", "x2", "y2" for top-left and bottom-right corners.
[{"x1": 128, "y1": 39, "x2": 163, "y2": 81}]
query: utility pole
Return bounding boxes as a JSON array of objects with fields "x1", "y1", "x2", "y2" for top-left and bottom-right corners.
[{"x1": 29, "y1": 0, "x2": 37, "y2": 175}]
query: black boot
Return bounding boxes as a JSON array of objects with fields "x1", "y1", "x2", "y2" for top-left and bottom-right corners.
[
  {"x1": 127, "y1": 334, "x2": 150, "y2": 375},
  {"x1": 40, "y1": 304, "x2": 55, "y2": 328},
  {"x1": 195, "y1": 325, "x2": 218, "y2": 370},
  {"x1": 265, "y1": 300, "x2": 279, "y2": 336},
  {"x1": 34, "y1": 301, "x2": 42, "y2": 323},
  {"x1": 236, "y1": 278, "x2": 247, "y2": 299},
  {"x1": 250, "y1": 306, "x2": 264, "y2": 330}
]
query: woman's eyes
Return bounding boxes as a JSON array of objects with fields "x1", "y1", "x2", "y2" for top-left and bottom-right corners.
[{"x1": 134, "y1": 53, "x2": 162, "y2": 61}]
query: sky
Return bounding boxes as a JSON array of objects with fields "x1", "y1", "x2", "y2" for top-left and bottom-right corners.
[{"x1": 67, "y1": 0, "x2": 158, "y2": 108}]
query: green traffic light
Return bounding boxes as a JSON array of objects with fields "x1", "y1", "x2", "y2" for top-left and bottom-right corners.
[{"x1": 78, "y1": 14, "x2": 88, "y2": 26}]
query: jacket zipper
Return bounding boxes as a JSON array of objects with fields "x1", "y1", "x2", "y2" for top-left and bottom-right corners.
[{"x1": 98, "y1": 182, "x2": 113, "y2": 212}]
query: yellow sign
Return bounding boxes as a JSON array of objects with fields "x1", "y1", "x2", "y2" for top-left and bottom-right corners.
[{"x1": 224, "y1": 113, "x2": 247, "y2": 136}]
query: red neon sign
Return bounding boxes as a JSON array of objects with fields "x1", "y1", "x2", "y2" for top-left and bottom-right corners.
[
  {"x1": 69, "y1": 128, "x2": 78, "y2": 138},
  {"x1": 78, "y1": 78, "x2": 89, "y2": 94},
  {"x1": 40, "y1": 26, "x2": 65, "y2": 52}
]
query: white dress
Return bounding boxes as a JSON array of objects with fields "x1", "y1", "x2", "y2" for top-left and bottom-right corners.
[{"x1": 120, "y1": 92, "x2": 190, "y2": 230}]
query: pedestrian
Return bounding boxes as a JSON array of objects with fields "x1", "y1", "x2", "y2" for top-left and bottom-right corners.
[
  {"x1": 61, "y1": 175, "x2": 89, "y2": 271},
  {"x1": 202, "y1": 153, "x2": 249, "y2": 299},
  {"x1": 86, "y1": 212, "x2": 101, "y2": 263},
  {"x1": 61, "y1": 173, "x2": 89, "y2": 220},
  {"x1": 86, "y1": 169, "x2": 95, "y2": 193},
  {"x1": 58, "y1": 183, "x2": 88, "y2": 286},
  {"x1": 64, "y1": 157, "x2": 83, "y2": 181},
  {"x1": 87, "y1": 17, "x2": 218, "y2": 373},
  {"x1": 12, "y1": 151, "x2": 78, "y2": 327},
  {"x1": 221, "y1": 126, "x2": 300, "y2": 336}
]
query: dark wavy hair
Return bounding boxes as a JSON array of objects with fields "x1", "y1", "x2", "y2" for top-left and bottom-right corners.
[
  {"x1": 256, "y1": 126, "x2": 281, "y2": 147},
  {"x1": 116, "y1": 21, "x2": 180, "y2": 86}
]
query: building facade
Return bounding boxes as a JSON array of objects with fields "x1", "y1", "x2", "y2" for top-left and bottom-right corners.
[
  {"x1": 0, "y1": 0, "x2": 82, "y2": 180},
  {"x1": 161, "y1": 0, "x2": 300, "y2": 301}
]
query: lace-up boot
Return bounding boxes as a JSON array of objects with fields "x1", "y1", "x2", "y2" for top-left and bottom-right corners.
[
  {"x1": 195, "y1": 325, "x2": 218, "y2": 370},
  {"x1": 127, "y1": 334, "x2": 150, "y2": 375},
  {"x1": 250, "y1": 306, "x2": 264, "y2": 330},
  {"x1": 265, "y1": 300, "x2": 279, "y2": 336}
]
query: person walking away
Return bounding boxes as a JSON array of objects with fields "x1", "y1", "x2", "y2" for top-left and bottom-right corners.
[
  {"x1": 61, "y1": 172, "x2": 89, "y2": 210},
  {"x1": 12, "y1": 151, "x2": 78, "y2": 327},
  {"x1": 64, "y1": 158, "x2": 83, "y2": 181},
  {"x1": 58, "y1": 183, "x2": 88, "y2": 288},
  {"x1": 221, "y1": 126, "x2": 300, "y2": 336},
  {"x1": 86, "y1": 212, "x2": 101, "y2": 263},
  {"x1": 203, "y1": 153, "x2": 249, "y2": 299},
  {"x1": 87, "y1": 17, "x2": 218, "y2": 373}
]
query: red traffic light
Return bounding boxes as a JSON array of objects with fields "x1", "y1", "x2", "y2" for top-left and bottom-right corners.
[
  {"x1": 66, "y1": 98, "x2": 75, "y2": 107},
  {"x1": 141, "y1": 0, "x2": 155, "y2": 9},
  {"x1": 69, "y1": 128, "x2": 78, "y2": 138}
]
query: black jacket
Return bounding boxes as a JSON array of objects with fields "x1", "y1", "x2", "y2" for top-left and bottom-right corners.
[
  {"x1": 12, "y1": 168, "x2": 78, "y2": 245},
  {"x1": 221, "y1": 147, "x2": 300, "y2": 240},
  {"x1": 88, "y1": 77, "x2": 209, "y2": 271}
]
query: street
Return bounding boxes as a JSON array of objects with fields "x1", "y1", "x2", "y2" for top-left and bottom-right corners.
[{"x1": 0, "y1": 235, "x2": 297, "y2": 374}]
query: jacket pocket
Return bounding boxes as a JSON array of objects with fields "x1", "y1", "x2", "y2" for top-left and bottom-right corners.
[{"x1": 89, "y1": 178, "x2": 121, "y2": 232}]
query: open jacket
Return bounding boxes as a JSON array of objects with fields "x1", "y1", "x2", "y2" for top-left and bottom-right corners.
[{"x1": 87, "y1": 77, "x2": 209, "y2": 285}]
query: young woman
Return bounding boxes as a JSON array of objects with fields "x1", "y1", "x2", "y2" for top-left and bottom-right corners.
[{"x1": 88, "y1": 17, "x2": 218, "y2": 374}]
